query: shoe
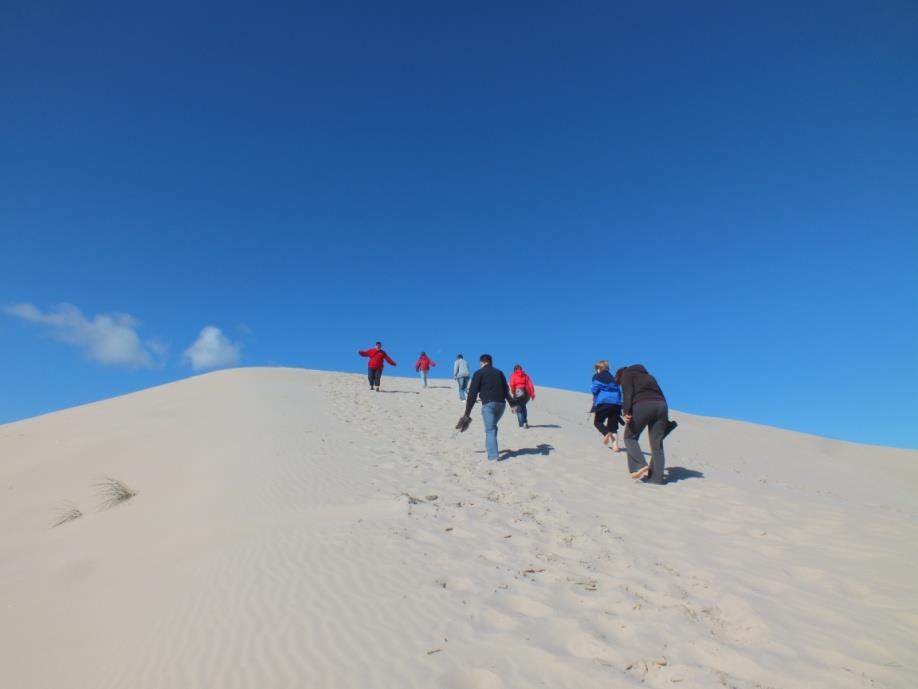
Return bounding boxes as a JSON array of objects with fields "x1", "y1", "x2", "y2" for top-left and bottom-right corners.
[
  {"x1": 663, "y1": 420, "x2": 678, "y2": 439},
  {"x1": 524, "y1": 423, "x2": 529, "y2": 429}
]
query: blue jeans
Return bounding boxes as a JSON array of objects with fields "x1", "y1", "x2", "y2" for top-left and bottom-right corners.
[
  {"x1": 456, "y1": 376, "x2": 469, "y2": 400},
  {"x1": 419, "y1": 370, "x2": 428, "y2": 387},
  {"x1": 481, "y1": 401, "x2": 506, "y2": 460}
]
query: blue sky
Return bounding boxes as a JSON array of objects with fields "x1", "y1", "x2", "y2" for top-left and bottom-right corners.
[{"x1": 2, "y1": 1, "x2": 916, "y2": 448}]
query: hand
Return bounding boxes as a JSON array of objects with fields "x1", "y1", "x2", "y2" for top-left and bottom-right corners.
[{"x1": 624, "y1": 414, "x2": 632, "y2": 423}]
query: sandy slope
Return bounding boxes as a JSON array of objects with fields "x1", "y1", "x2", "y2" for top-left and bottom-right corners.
[{"x1": 1, "y1": 367, "x2": 916, "y2": 689}]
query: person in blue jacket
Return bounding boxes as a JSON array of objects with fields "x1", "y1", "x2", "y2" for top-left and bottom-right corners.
[{"x1": 591, "y1": 359, "x2": 623, "y2": 452}]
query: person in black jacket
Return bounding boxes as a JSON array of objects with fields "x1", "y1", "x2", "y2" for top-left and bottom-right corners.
[
  {"x1": 619, "y1": 364, "x2": 670, "y2": 483},
  {"x1": 460, "y1": 354, "x2": 517, "y2": 460}
]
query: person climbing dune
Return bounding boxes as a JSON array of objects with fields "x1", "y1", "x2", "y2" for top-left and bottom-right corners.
[{"x1": 591, "y1": 360, "x2": 623, "y2": 452}]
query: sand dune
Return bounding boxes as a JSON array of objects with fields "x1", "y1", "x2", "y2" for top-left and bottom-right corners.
[{"x1": 1, "y1": 368, "x2": 916, "y2": 688}]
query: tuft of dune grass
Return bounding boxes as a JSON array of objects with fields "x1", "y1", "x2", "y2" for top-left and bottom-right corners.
[
  {"x1": 51, "y1": 506, "x2": 83, "y2": 528},
  {"x1": 96, "y1": 477, "x2": 137, "y2": 510}
]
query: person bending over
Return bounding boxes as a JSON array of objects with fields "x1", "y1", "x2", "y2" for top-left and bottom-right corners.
[{"x1": 620, "y1": 364, "x2": 669, "y2": 483}]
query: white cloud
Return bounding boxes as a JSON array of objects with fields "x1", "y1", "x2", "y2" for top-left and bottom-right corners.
[
  {"x1": 183, "y1": 326, "x2": 241, "y2": 371},
  {"x1": 4, "y1": 302, "x2": 163, "y2": 368}
]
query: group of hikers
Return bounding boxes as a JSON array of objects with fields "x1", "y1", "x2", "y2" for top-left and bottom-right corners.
[{"x1": 358, "y1": 342, "x2": 675, "y2": 485}]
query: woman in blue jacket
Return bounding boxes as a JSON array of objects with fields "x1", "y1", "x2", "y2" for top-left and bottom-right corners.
[{"x1": 591, "y1": 360, "x2": 623, "y2": 452}]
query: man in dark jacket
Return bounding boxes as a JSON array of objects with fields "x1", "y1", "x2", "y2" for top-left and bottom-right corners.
[
  {"x1": 620, "y1": 364, "x2": 670, "y2": 484},
  {"x1": 460, "y1": 354, "x2": 516, "y2": 460}
]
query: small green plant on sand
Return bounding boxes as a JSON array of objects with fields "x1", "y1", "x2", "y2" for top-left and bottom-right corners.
[{"x1": 96, "y1": 477, "x2": 137, "y2": 510}]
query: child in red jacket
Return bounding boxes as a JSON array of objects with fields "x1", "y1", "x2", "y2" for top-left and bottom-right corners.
[
  {"x1": 415, "y1": 351, "x2": 437, "y2": 388},
  {"x1": 508, "y1": 364, "x2": 535, "y2": 428}
]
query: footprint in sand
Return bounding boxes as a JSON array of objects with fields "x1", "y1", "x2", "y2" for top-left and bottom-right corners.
[
  {"x1": 476, "y1": 607, "x2": 519, "y2": 632},
  {"x1": 788, "y1": 565, "x2": 826, "y2": 583},
  {"x1": 440, "y1": 576, "x2": 475, "y2": 592},
  {"x1": 411, "y1": 530, "x2": 442, "y2": 544},
  {"x1": 495, "y1": 594, "x2": 555, "y2": 618},
  {"x1": 537, "y1": 617, "x2": 618, "y2": 662},
  {"x1": 838, "y1": 579, "x2": 871, "y2": 597},
  {"x1": 743, "y1": 575, "x2": 791, "y2": 595},
  {"x1": 439, "y1": 668, "x2": 504, "y2": 689},
  {"x1": 698, "y1": 519, "x2": 740, "y2": 535}
]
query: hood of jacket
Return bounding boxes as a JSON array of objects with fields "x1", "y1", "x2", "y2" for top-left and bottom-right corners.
[{"x1": 592, "y1": 370, "x2": 615, "y2": 384}]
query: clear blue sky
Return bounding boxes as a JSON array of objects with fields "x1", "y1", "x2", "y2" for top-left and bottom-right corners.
[{"x1": 2, "y1": 1, "x2": 916, "y2": 448}]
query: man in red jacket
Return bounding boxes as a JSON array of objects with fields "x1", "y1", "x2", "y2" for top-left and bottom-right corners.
[
  {"x1": 415, "y1": 351, "x2": 437, "y2": 388},
  {"x1": 358, "y1": 341, "x2": 397, "y2": 391}
]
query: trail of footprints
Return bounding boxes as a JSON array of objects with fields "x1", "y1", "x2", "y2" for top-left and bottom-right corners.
[{"x1": 321, "y1": 375, "x2": 788, "y2": 688}]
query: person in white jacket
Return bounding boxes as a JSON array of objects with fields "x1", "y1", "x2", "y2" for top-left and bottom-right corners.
[{"x1": 453, "y1": 354, "x2": 471, "y2": 400}]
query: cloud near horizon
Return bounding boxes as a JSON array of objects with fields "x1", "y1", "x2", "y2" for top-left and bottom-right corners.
[
  {"x1": 183, "y1": 326, "x2": 241, "y2": 371},
  {"x1": 4, "y1": 302, "x2": 164, "y2": 368}
]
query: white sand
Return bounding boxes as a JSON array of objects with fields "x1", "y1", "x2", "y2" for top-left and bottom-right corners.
[{"x1": 1, "y1": 367, "x2": 916, "y2": 689}]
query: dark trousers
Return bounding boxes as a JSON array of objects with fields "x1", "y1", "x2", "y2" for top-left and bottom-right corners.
[
  {"x1": 368, "y1": 367, "x2": 383, "y2": 388},
  {"x1": 514, "y1": 398, "x2": 529, "y2": 426},
  {"x1": 623, "y1": 400, "x2": 668, "y2": 484},
  {"x1": 593, "y1": 404, "x2": 622, "y2": 437}
]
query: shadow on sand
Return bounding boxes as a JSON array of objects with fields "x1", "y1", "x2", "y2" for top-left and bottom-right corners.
[
  {"x1": 664, "y1": 466, "x2": 704, "y2": 483},
  {"x1": 525, "y1": 424, "x2": 562, "y2": 429},
  {"x1": 499, "y1": 444, "x2": 554, "y2": 461},
  {"x1": 378, "y1": 390, "x2": 420, "y2": 395}
]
